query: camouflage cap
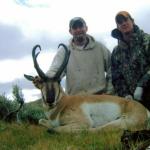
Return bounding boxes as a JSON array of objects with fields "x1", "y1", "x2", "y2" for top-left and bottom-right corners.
[
  {"x1": 115, "y1": 11, "x2": 133, "y2": 24},
  {"x1": 69, "y1": 17, "x2": 86, "y2": 29}
]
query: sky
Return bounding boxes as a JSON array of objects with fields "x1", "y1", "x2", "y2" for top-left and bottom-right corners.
[{"x1": 0, "y1": 0, "x2": 150, "y2": 102}]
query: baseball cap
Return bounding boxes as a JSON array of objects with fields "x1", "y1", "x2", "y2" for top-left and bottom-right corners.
[
  {"x1": 115, "y1": 11, "x2": 133, "y2": 24},
  {"x1": 69, "y1": 17, "x2": 86, "y2": 29}
]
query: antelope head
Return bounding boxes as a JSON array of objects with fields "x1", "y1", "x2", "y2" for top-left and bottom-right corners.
[{"x1": 24, "y1": 44, "x2": 70, "y2": 107}]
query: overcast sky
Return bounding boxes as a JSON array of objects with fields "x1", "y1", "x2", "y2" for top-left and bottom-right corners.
[{"x1": 0, "y1": 0, "x2": 150, "y2": 102}]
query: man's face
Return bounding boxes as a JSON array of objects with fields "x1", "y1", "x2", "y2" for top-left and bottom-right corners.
[
  {"x1": 117, "y1": 17, "x2": 134, "y2": 34},
  {"x1": 69, "y1": 21, "x2": 87, "y2": 44}
]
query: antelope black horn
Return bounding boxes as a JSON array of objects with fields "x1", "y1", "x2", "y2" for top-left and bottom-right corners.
[
  {"x1": 53, "y1": 43, "x2": 70, "y2": 80},
  {"x1": 32, "y1": 45, "x2": 48, "y2": 81}
]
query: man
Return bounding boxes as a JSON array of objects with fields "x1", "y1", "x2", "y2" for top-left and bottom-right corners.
[
  {"x1": 46, "y1": 17, "x2": 114, "y2": 95},
  {"x1": 111, "y1": 11, "x2": 150, "y2": 109}
]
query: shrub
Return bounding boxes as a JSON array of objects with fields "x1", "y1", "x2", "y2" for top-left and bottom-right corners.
[
  {"x1": 0, "y1": 93, "x2": 45, "y2": 124},
  {"x1": 19, "y1": 104, "x2": 45, "y2": 124},
  {"x1": 0, "y1": 94, "x2": 17, "y2": 119}
]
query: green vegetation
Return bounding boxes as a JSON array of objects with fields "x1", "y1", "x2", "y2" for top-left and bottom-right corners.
[
  {"x1": 0, "y1": 121, "x2": 123, "y2": 150},
  {"x1": 12, "y1": 84, "x2": 24, "y2": 105},
  {"x1": 0, "y1": 94, "x2": 16, "y2": 119},
  {"x1": 0, "y1": 84, "x2": 45, "y2": 123}
]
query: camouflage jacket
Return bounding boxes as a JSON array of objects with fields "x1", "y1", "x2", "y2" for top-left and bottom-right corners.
[{"x1": 111, "y1": 25, "x2": 150, "y2": 97}]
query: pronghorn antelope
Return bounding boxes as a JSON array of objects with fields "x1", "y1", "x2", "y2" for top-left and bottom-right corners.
[{"x1": 24, "y1": 44, "x2": 150, "y2": 133}]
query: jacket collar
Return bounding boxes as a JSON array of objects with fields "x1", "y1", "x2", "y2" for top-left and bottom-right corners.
[
  {"x1": 111, "y1": 25, "x2": 143, "y2": 48},
  {"x1": 69, "y1": 34, "x2": 96, "y2": 51},
  {"x1": 111, "y1": 25, "x2": 140, "y2": 41}
]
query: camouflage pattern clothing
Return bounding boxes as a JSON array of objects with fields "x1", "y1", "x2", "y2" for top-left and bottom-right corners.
[{"x1": 111, "y1": 25, "x2": 150, "y2": 97}]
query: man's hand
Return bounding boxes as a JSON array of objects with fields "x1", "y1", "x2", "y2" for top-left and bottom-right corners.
[
  {"x1": 134, "y1": 87, "x2": 143, "y2": 101},
  {"x1": 32, "y1": 76, "x2": 43, "y2": 89}
]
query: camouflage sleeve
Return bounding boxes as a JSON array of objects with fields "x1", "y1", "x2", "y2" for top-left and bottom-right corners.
[
  {"x1": 137, "y1": 34, "x2": 150, "y2": 87},
  {"x1": 137, "y1": 73, "x2": 150, "y2": 87},
  {"x1": 111, "y1": 49, "x2": 130, "y2": 97}
]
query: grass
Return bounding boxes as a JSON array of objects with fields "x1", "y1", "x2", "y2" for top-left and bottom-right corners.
[{"x1": 0, "y1": 121, "x2": 124, "y2": 150}]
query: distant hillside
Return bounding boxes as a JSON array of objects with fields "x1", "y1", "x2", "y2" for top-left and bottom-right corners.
[{"x1": 27, "y1": 98, "x2": 43, "y2": 107}]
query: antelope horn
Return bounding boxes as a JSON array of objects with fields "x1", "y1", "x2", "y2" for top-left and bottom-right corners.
[
  {"x1": 32, "y1": 45, "x2": 49, "y2": 81},
  {"x1": 53, "y1": 43, "x2": 70, "y2": 80}
]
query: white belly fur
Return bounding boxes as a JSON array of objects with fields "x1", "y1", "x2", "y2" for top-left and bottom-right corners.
[{"x1": 81, "y1": 102, "x2": 121, "y2": 127}]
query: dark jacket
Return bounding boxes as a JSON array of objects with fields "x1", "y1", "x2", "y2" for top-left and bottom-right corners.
[{"x1": 111, "y1": 25, "x2": 150, "y2": 97}]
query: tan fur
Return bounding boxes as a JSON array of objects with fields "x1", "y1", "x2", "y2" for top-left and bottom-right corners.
[{"x1": 39, "y1": 85, "x2": 150, "y2": 132}]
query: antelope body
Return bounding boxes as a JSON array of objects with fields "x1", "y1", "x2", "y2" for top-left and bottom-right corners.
[{"x1": 24, "y1": 44, "x2": 150, "y2": 133}]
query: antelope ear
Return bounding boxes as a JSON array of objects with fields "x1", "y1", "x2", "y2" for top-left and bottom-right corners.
[{"x1": 24, "y1": 74, "x2": 34, "y2": 81}]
